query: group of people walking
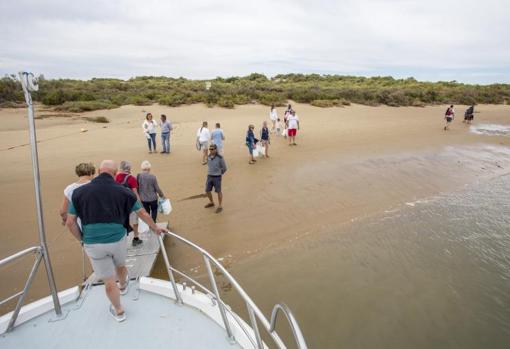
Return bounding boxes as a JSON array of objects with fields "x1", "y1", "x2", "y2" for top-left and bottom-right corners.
[
  {"x1": 61, "y1": 160, "x2": 168, "y2": 322},
  {"x1": 443, "y1": 104, "x2": 475, "y2": 131},
  {"x1": 245, "y1": 104, "x2": 301, "y2": 164}
]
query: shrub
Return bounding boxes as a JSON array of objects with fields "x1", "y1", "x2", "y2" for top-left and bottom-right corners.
[
  {"x1": 0, "y1": 101, "x2": 25, "y2": 108},
  {"x1": 311, "y1": 99, "x2": 336, "y2": 108},
  {"x1": 257, "y1": 92, "x2": 286, "y2": 106},
  {"x1": 217, "y1": 96, "x2": 235, "y2": 109},
  {"x1": 125, "y1": 96, "x2": 152, "y2": 106},
  {"x1": 83, "y1": 116, "x2": 109, "y2": 123},
  {"x1": 55, "y1": 100, "x2": 116, "y2": 112}
]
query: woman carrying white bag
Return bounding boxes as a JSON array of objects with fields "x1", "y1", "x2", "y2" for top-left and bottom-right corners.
[{"x1": 137, "y1": 161, "x2": 167, "y2": 232}]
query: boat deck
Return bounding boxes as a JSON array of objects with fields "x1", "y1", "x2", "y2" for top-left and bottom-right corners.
[
  {"x1": 0, "y1": 282, "x2": 241, "y2": 349},
  {"x1": 87, "y1": 222, "x2": 166, "y2": 284}
]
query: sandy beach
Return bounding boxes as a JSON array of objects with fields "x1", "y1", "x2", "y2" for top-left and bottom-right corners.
[{"x1": 1, "y1": 102, "x2": 510, "y2": 305}]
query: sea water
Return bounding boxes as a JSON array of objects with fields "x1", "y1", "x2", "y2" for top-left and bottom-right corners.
[{"x1": 227, "y1": 173, "x2": 510, "y2": 349}]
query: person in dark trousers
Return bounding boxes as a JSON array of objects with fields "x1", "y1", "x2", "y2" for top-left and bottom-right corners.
[
  {"x1": 137, "y1": 160, "x2": 165, "y2": 222},
  {"x1": 260, "y1": 120, "x2": 270, "y2": 158},
  {"x1": 66, "y1": 160, "x2": 167, "y2": 322},
  {"x1": 246, "y1": 124, "x2": 257, "y2": 164},
  {"x1": 464, "y1": 105, "x2": 475, "y2": 124},
  {"x1": 204, "y1": 144, "x2": 227, "y2": 214}
]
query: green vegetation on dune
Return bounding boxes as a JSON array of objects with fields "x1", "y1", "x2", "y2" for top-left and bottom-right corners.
[{"x1": 1, "y1": 73, "x2": 509, "y2": 111}]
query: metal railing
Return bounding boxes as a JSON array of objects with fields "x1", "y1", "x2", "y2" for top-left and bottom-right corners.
[
  {"x1": 0, "y1": 247, "x2": 44, "y2": 332},
  {"x1": 0, "y1": 72, "x2": 62, "y2": 333},
  {"x1": 158, "y1": 231, "x2": 308, "y2": 349}
]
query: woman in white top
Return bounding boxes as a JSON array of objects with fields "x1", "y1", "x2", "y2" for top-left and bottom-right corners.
[
  {"x1": 269, "y1": 105, "x2": 278, "y2": 132},
  {"x1": 196, "y1": 121, "x2": 211, "y2": 164},
  {"x1": 142, "y1": 113, "x2": 158, "y2": 153},
  {"x1": 59, "y1": 162, "x2": 96, "y2": 226}
]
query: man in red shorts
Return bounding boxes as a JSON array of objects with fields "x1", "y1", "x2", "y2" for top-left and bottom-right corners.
[{"x1": 287, "y1": 110, "x2": 300, "y2": 145}]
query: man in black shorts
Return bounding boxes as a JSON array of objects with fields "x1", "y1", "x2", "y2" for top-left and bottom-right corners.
[{"x1": 204, "y1": 144, "x2": 227, "y2": 213}]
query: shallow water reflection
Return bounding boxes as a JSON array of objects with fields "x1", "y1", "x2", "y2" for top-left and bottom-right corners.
[{"x1": 226, "y1": 174, "x2": 510, "y2": 349}]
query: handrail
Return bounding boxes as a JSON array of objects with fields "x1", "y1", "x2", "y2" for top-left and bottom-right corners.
[
  {"x1": 0, "y1": 246, "x2": 41, "y2": 267},
  {"x1": 0, "y1": 246, "x2": 44, "y2": 332},
  {"x1": 160, "y1": 231, "x2": 308, "y2": 349},
  {"x1": 270, "y1": 304, "x2": 308, "y2": 349}
]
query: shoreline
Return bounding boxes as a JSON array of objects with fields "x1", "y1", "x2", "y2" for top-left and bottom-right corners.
[{"x1": 1, "y1": 103, "x2": 510, "y2": 306}]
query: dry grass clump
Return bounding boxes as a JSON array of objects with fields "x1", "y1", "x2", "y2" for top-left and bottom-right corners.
[{"x1": 82, "y1": 116, "x2": 109, "y2": 123}]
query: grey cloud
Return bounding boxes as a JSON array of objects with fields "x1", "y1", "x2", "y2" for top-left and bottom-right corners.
[{"x1": 0, "y1": 0, "x2": 509, "y2": 83}]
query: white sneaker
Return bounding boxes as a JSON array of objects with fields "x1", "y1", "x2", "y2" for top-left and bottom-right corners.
[{"x1": 109, "y1": 305, "x2": 126, "y2": 322}]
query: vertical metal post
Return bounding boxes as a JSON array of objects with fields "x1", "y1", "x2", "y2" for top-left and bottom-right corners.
[
  {"x1": 6, "y1": 253, "x2": 43, "y2": 332},
  {"x1": 203, "y1": 255, "x2": 235, "y2": 341},
  {"x1": 81, "y1": 244, "x2": 87, "y2": 282},
  {"x1": 19, "y1": 72, "x2": 62, "y2": 316},
  {"x1": 246, "y1": 303, "x2": 264, "y2": 349},
  {"x1": 158, "y1": 235, "x2": 183, "y2": 304}
]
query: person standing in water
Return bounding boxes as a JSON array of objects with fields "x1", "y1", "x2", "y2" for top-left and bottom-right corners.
[
  {"x1": 269, "y1": 105, "x2": 278, "y2": 133},
  {"x1": 142, "y1": 113, "x2": 158, "y2": 153},
  {"x1": 260, "y1": 120, "x2": 270, "y2": 158},
  {"x1": 196, "y1": 121, "x2": 210, "y2": 165},
  {"x1": 464, "y1": 105, "x2": 475, "y2": 124},
  {"x1": 444, "y1": 105, "x2": 455, "y2": 131},
  {"x1": 210, "y1": 122, "x2": 226, "y2": 156}
]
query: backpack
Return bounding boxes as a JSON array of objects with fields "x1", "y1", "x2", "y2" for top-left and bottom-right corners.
[
  {"x1": 121, "y1": 174, "x2": 133, "y2": 189},
  {"x1": 445, "y1": 107, "x2": 452, "y2": 116}
]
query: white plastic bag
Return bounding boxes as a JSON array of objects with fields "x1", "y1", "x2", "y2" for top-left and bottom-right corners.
[
  {"x1": 158, "y1": 198, "x2": 172, "y2": 215},
  {"x1": 256, "y1": 144, "x2": 265, "y2": 157},
  {"x1": 252, "y1": 146, "x2": 259, "y2": 157},
  {"x1": 138, "y1": 218, "x2": 150, "y2": 233}
]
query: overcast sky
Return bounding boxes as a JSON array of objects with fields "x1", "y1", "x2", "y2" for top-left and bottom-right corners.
[{"x1": 1, "y1": 0, "x2": 509, "y2": 83}]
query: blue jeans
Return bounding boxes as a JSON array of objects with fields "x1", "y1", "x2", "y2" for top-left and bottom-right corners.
[
  {"x1": 161, "y1": 132, "x2": 170, "y2": 153},
  {"x1": 147, "y1": 133, "x2": 156, "y2": 151}
]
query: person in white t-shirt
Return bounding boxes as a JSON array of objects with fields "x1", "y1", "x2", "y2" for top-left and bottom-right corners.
[
  {"x1": 275, "y1": 118, "x2": 282, "y2": 136},
  {"x1": 196, "y1": 121, "x2": 211, "y2": 165},
  {"x1": 59, "y1": 162, "x2": 96, "y2": 227},
  {"x1": 142, "y1": 113, "x2": 158, "y2": 153},
  {"x1": 269, "y1": 105, "x2": 278, "y2": 132},
  {"x1": 287, "y1": 110, "x2": 300, "y2": 146}
]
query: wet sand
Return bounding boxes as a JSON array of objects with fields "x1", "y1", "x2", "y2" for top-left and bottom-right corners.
[{"x1": 1, "y1": 102, "x2": 510, "y2": 308}]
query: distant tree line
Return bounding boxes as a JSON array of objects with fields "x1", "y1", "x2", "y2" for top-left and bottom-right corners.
[{"x1": 1, "y1": 73, "x2": 509, "y2": 111}]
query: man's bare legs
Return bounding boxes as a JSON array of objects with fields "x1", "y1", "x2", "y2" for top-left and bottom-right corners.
[
  {"x1": 104, "y1": 278, "x2": 123, "y2": 315},
  {"x1": 206, "y1": 191, "x2": 214, "y2": 205},
  {"x1": 104, "y1": 265, "x2": 128, "y2": 315},
  {"x1": 217, "y1": 192, "x2": 223, "y2": 209},
  {"x1": 202, "y1": 148, "x2": 208, "y2": 164}
]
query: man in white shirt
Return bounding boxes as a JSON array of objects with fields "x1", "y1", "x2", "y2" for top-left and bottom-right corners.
[
  {"x1": 196, "y1": 121, "x2": 211, "y2": 164},
  {"x1": 287, "y1": 110, "x2": 300, "y2": 145}
]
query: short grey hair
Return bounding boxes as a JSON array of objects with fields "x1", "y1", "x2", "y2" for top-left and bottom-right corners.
[
  {"x1": 141, "y1": 160, "x2": 151, "y2": 170},
  {"x1": 119, "y1": 160, "x2": 132, "y2": 172}
]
